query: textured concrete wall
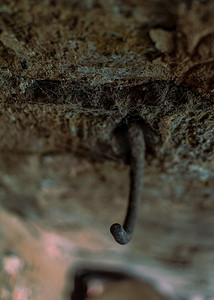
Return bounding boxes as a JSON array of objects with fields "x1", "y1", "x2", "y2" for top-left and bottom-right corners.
[{"x1": 0, "y1": 0, "x2": 214, "y2": 299}]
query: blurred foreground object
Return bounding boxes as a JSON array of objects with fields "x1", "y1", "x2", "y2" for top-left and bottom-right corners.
[{"x1": 70, "y1": 267, "x2": 169, "y2": 300}]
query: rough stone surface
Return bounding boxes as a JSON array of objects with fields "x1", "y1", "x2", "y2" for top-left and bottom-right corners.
[{"x1": 0, "y1": 0, "x2": 214, "y2": 299}]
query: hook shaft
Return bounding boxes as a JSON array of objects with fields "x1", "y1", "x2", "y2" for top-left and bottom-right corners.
[{"x1": 110, "y1": 123, "x2": 145, "y2": 245}]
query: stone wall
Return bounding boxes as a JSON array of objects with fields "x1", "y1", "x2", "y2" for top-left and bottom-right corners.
[{"x1": 0, "y1": 0, "x2": 214, "y2": 299}]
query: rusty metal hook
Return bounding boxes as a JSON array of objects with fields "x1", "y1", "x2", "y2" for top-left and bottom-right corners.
[{"x1": 110, "y1": 123, "x2": 145, "y2": 245}]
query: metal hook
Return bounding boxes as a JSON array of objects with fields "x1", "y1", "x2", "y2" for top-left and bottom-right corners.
[{"x1": 110, "y1": 123, "x2": 145, "y2": 245}]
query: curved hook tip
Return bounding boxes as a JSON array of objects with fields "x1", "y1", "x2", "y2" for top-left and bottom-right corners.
[{"x1": 110, "y1": 223, "x2": 131, "y2": 245}]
